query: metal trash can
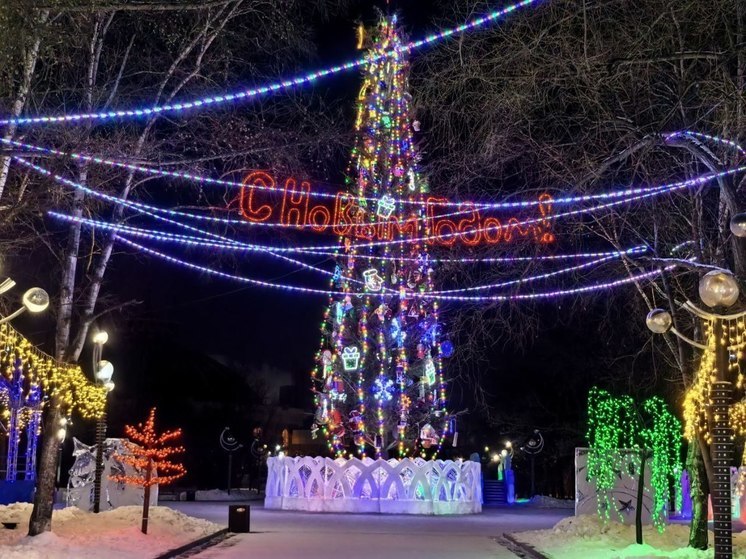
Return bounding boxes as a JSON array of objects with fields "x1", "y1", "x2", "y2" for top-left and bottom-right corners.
[{"x1": 228, "y1": 504, "x2": 250, "y2": 533}]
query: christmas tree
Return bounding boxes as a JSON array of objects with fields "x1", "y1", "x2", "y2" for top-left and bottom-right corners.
[
  {"x1": 110, "y1": 408, "x2": 186, "y2": 534},
  {"x1": 311, "y1": 17, "x2": 452, "y2": 459}
]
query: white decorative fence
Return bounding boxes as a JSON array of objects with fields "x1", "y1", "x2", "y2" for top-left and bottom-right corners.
[{"x1": 265, "y1": 456, "x2": 482, "y2": 515}]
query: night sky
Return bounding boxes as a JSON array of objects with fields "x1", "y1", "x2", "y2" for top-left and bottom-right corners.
[{"x1": 7, "y1": 1, "x2": 663, "y2": 495}]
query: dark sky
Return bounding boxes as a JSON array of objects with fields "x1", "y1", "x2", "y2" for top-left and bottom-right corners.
[{"x1": 7, "y1": 2, "x2": 665, "y2": 491}]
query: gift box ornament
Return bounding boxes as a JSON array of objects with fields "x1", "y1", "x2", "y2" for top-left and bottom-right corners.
[{"x1": 341, "y1": 346, "x2": 361, "y2": 371}]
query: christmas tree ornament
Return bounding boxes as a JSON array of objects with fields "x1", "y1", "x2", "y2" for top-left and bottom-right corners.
[
  {"x1": 373, "y1": 378, "x2": 395, "y2": 402},
  {"x1": 376, "y1": 195, "x2": 396, "y2": 218},
  {"x1": 441, "y1": 340, "x2": 454, "y2": 358},
  {"x1": 341, "y1": 346, "x2": 361, "y2": 371},
  {"x1": 424, "y1": 359, "x2": 436, "y2": 385},
  {"x1": 363, "y1": 268, "x2": 384, "y2": 291}
]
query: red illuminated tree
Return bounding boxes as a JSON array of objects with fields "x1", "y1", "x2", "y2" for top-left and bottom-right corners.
[{"x1": 110, "y1": 408, "x2": 186, "y2": 534}]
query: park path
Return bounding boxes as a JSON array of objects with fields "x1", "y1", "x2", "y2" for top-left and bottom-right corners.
[{"x1": 165, "y1": 502, "x2": 569, "y2": 559}]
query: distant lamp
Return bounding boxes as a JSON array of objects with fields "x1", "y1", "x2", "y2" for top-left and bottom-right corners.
[
  {"x1": 501, "y1": 449, "x2": 508, "y2": 458},
  {"x1": 646, "y1": 309, "x2": 673, "y2": 334},
  {"x1": 92, "y1": 331, "x2": 109, "y2": 345},
  {"x1": 491, "y1": 453, "x2": 500, "y2": 463},
  {"x1": 22, "y1": 287, "x2": 49, "y2": 313},
  {"x1": 699, "y1": 270, "x2": 740, "y2": 308},
  {"x1": 730, "y1": 213, "x2": 746, "y2": 238},
  {"x1": 56, "y1": 427, "x2": 67, "y2": 441},
  {"x1": 103, "y1": 381, "x2": 115, "y2": 392},
  {"x1": 505, "y1": 441, "x2": 512, "y2": 449},
  {"x1": 96, "y1": 360, "x2": 114, "y2": 383}
]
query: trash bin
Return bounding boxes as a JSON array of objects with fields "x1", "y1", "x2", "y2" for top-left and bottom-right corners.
[{"x1": 228, "y1": 504, "x2": 250, "y2": 533}]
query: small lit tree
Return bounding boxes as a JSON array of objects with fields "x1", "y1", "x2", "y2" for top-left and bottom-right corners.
[
  {"x1": 586, "y1": 387, "x2": 682, "y2": 544},
  {"x1": 110, "y1": 408, "x2": 186, "y2": 534}
]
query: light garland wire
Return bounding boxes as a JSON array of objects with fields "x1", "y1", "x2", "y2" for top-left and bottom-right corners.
[
  {"x1": 18, "y1": 156, "x2": 745, "y2": 254},
  {"x1": 0, "y1": 136, "x2": 714, "y2": 211},
  {"x1": 0, "y1": 0, "x2": 543, "y2": 127},
  {"x1": 114, "y1": 234, "x2": 668, "y2": 302},
  {"x1": 45, "y1": 213, "x2": 649, "y2": 264},
  {"x1": 48, "y1": 210, "x2": 648, "y2": 295}
]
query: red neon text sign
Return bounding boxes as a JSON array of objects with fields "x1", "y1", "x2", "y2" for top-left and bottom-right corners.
[{"x1": 236, "y1": 172, "x2": 555, "y2": 247}]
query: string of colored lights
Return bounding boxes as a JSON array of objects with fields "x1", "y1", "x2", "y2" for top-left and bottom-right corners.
[
  {"x1": 48, "y1": 210, "x2": 648, "y2": 295},
  {"x1": 46, "y1": 213, "x2": 647, "y2": 263},
  {"x1": 432, "y1": 247, "x2": 647, "y2": 294},
  {"x1": 1, "y1": 136, "x2": 714, "y2": 211},
  {"x1": 586, "y1": 387, "x2": 682, "y2": 531},
  {"x1": 0, "y1": 0, "x2": 542, "y2": 128},
  {"x1": 664, "y1": 130, "x2": 746, "y2": 155},
  {"x1": 20, "y1": 156, "x2": 745, "y2": 254},
  {"x1": 44, "y1": 212, "x2": 656, "y2": 265},
  {"x1": 113, "y1": 234, "x2": 669, "y2": 302}
]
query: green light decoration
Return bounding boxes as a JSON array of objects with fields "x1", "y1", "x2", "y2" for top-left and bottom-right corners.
[{"x1": 586, "y1": 387, "x2": 682, "y2": 543}]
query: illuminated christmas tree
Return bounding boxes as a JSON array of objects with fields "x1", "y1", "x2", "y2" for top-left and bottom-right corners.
[
  {"x1": 311, "y1": 17, "x2": 453, "y2": 459},
  {"x1": 110, "y1": 408, "x2": 186, "y2": 534}
]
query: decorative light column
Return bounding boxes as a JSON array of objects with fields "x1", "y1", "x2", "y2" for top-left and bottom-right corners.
[
  {"x1": 91, "y1": 330, "x2": 114, "y2": 513},
  {"x1": 647, "y1": 269, "x2": 742, "y2": 559},
  {"x1": 0, "y1": 280, "x2": 49, "y2": 481}
]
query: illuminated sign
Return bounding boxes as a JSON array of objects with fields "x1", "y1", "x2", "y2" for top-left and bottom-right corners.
[{"x1": 235, "y1": 171, "x2": 555, "y2": 247}]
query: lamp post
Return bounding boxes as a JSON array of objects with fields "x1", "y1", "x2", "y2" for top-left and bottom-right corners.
[
  {"x1": 91, "y1": 330, "x2": 114, "y2": 513},
  {"x1": 520, "y1": 430, "x2": 544, "y2": 498},
  {"x1": 0, "y1": 285, "x2": 50, "y2": 325},
  {"x1": 646, "y1": 268, "x2": 743, "y2": 559},
  {"x1": 220, "y1": 427, "x2": 243, "y2": 495}
]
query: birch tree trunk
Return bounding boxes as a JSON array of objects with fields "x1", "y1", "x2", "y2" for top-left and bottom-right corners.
[{"x1": 0, "y1": 10, "x2": 49, "y2": 202}]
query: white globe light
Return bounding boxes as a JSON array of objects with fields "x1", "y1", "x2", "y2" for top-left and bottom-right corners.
[
  {"x1": 22, "y1": 287, "x2": 49, "y2": 313},
  {"x1": 646, "y1": 309, "x2": 673, "y2": 334},
  {"x1": 92, "y1": 331, "x2": 109, "y2": 345},
  {"x1": 56, "y1": 427, "x2": 67, "y2": 441},
  {"x1": 104, "y1": 381, "x2": 115, "y2": 392},
  {"x1": 699, "y1": 270, "x2": 740, "y2": 308},
  {"x1": 96, "y1": 360, "x2": 114, "y2": 383},
  {"x1": 731, "y1": 213, "x2": 746, "y2": 238}
]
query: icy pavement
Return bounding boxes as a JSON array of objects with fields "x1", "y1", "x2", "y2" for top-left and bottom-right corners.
[{"x1": 164, "y1": 502, "x2": 570, "y2": 559}]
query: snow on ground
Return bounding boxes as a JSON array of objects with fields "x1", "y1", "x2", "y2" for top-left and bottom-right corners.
[
  {"x1": 515, "y1": 513, "x2": 746, "y2": 559},
  {"x1": 0, "y1": 503, "x2": 222, "y2": 559}
]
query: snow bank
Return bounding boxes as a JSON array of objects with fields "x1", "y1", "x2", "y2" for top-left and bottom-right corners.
[
  {"x1": 0, "y1": 503, "x2": 222, "y2": 559},
  {"x1": 514, "y1": 514, "x2": 746, "y2": 559}
]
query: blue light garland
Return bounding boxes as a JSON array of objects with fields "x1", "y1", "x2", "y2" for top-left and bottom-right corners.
[
  {"x1": 0, "y1": 0, "x2": 543, "y2": 128},
  {"x1": 18, "y1": 156, "x2": 744, "y2": 254},
  {"x1": 4, "y1": 136, "x2": 735, "y2": 211}
]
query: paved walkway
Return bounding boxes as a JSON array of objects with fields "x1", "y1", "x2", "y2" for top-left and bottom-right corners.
[{"x1": 165, "y1": 502, "x2": 570, "y2": 559}]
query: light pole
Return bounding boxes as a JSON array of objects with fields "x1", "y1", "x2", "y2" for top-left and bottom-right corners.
[
  {"x1": 220, "y1": 427, "x2": 243, "y2": 495},
  {"x1": 55, "y1": 416, "x2": 68, "y2": 485},
  {"x1": 520, "y1": 429, "x2": 544, "y2": 498},
  {"x1": 647, "y1": 268, "x2": 743, "y2": 559},
  {"x1": 91, "y1": 330, "x2": 114, "y2": 513}
]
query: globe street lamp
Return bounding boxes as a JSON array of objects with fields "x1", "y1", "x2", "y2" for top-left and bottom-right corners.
[
  {"x1": 519, "y1": 429, "x2": 544, "y2": 498},
  {"x1": 92, "y1": 331, "x2": 114, "y2": 513},
  {"x1": 646, "y1": 269, "x2": 743, "y2": 559},
  {"x1": 0, "y1": 286, "x2": 50, "y2": 324}
]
